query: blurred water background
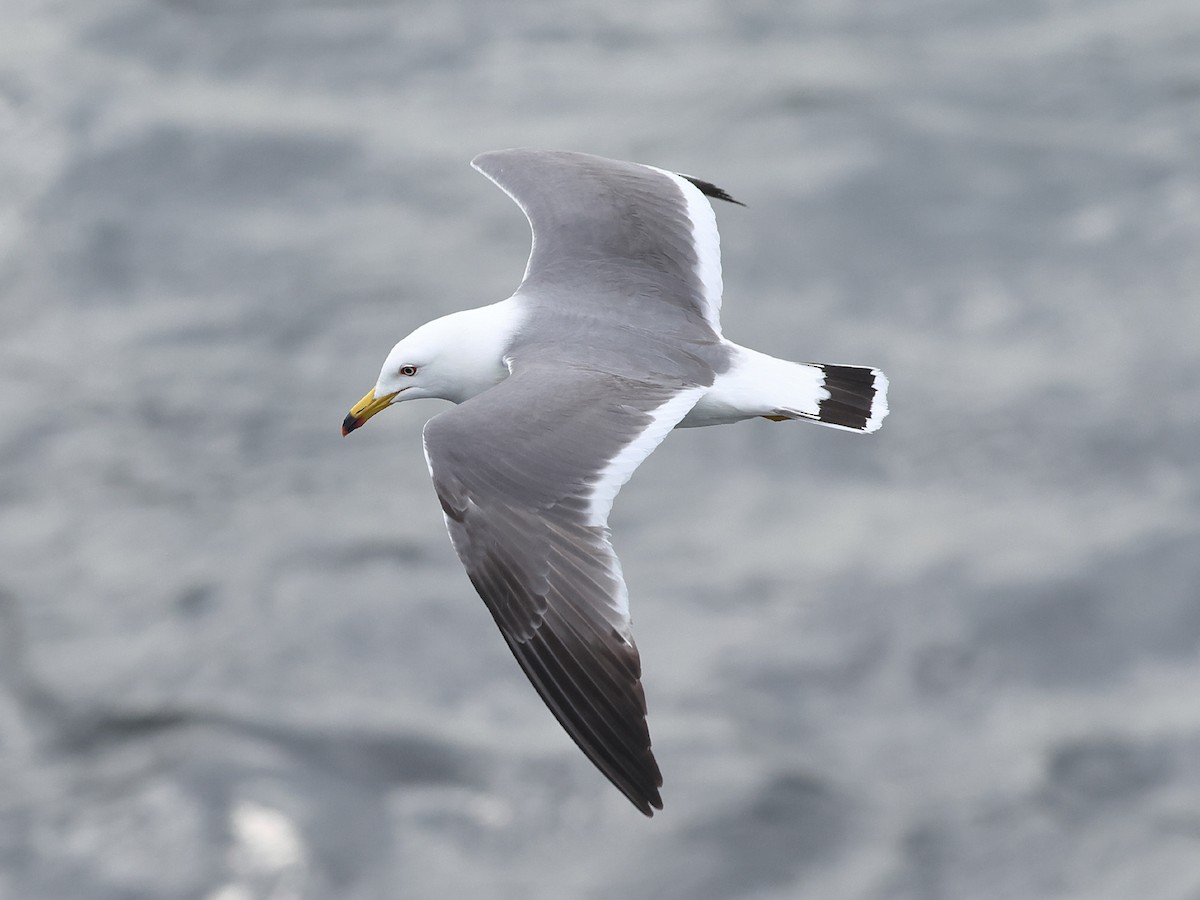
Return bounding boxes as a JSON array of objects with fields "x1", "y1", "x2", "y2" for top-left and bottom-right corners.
[{"x1": 3, "y1": 1, "x2": 1200, "y2": 898}]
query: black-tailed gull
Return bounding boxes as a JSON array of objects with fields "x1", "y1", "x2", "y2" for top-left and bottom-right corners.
[{"x1": 342, "y1": 149, "x2": 889, "y2": 815}]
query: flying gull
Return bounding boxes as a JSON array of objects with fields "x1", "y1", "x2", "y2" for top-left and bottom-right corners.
[{"x1": 342, "y1": 149, "x2": 889, "y2": 815}]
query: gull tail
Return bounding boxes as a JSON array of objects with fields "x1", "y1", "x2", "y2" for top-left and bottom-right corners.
[{"x1": 764, "y1": 363, "x2": 890, "y2": 433}]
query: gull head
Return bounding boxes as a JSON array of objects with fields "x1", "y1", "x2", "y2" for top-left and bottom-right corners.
[{"x1": 341, "y1": 306, "x2": 515, "y2": 436}]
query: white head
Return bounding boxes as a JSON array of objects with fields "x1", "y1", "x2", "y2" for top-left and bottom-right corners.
[{"x1": 341, "y1": 304, "x2": 518, "y2": 435}]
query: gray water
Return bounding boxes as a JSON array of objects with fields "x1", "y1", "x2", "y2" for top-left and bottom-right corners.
[{"x1": 4, "y1": 2, "x2": 1200, "y2": 898}]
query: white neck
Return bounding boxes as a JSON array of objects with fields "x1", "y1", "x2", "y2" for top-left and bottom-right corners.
[{"x1": 428, "y1": 299, "x2": 525, "y2": 403}]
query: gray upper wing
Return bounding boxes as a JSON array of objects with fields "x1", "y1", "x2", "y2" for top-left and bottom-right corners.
[
  {"x1": 422, "y1": 365, "x2": 705, "y2": 814},
  {"x1": 472, "y1": 148, "x2": 728, "y2": 333}
]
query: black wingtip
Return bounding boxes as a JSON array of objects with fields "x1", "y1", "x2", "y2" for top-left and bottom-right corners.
[
  {"x1": 681, "y1": 174, "x2": 746, "y2": 207},
  {"x1": 640, "y1": 790, "x2": 664, "y2": 817}
]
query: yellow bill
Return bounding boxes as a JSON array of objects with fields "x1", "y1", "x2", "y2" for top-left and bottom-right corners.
[{"x1": 341, "y1": 389, "x2": 399, "y2": 436}]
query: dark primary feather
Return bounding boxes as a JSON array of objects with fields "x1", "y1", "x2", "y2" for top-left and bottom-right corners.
[
  {"x1": 681, "y1": 174, "x2": 746, "y2": 207},
  {"x1": 423, "y1": 367, "x2": 705, "y2": 814}
]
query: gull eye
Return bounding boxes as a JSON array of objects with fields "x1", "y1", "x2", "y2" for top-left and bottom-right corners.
[{"x1": 399, "y1": 365, "x2": 418, "y2": 377}]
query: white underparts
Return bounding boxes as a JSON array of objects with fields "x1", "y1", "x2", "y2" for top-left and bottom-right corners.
[
  {"x1": 678, "y1": 344, "x2": 889, "y2": 433},
  {"x1": 681, "y1": 344, "x2": 827, "y2": 427}
]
